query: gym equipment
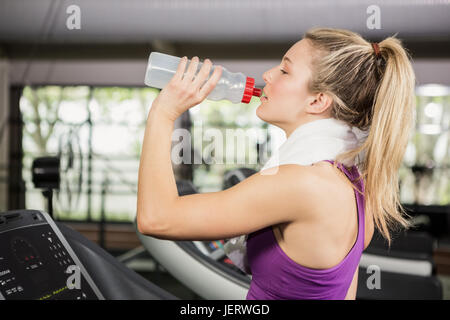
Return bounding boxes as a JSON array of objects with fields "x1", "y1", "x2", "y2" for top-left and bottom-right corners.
[
  {"x1": 0, "y1": 209, "x2": 177, "y2": 300},
  {"x1": 366, "y1": 229, "x2": 435, "y2": 258},
  {"x1": 0, "y1": 209, "x2": 101, "y2": 300},
  {"x1": 31, "y1": 156, "x2": 60, "y2": 217},
  {"x1": 357, "y1": 266, "x2": 442, "y2": 300},
  {"x1": 58, "y1": 221, "x2": 177, "y2": 299},
  {"x1": 360, "y1": 229, "x2": 436, "y2": 276}
]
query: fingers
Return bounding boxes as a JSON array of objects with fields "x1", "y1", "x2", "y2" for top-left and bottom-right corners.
[
  {"x1": 183, "y1": 56, "x2": 200, "y2": 83},
  {"x1": 173, "y1": 56, "x2": 188, "y2": 82},
  {"x1": 172, "y1": 55, "x2": 222, "y2": 100},
  {"x1": 192, "y1": 58, "x2": 212, "y2": 87},
  {"x1": 199, "y1": 64, "x2": 222, "y2": 97}
]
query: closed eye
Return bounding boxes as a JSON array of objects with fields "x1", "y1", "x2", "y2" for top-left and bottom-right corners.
[{"x1": 280, "y1": 69, "x2": 288, "y2": 74}]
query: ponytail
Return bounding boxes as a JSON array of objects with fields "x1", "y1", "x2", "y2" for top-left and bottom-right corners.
[
  {"x1": 305, "y1": 28, "x2": 416, "y2": 245},
  {"x1": 359, "y1": 37, "x2": 416, "y2": 244}
]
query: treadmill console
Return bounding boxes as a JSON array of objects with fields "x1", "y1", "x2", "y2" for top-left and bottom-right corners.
[{"x1": 0, "y1": 210, "x2": 103, "y2": 300}]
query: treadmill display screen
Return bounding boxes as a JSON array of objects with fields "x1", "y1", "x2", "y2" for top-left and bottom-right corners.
[{"x1": 0, "y1": 213, "x2": 100, "y2": 300}]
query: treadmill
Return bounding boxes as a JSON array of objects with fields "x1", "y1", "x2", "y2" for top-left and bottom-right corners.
[{"x1": 0, "y1": 209, "x2": 177, "y2": 300}]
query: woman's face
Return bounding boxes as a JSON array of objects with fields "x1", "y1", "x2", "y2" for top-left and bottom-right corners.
[{"x1": 257, "y1": 39, "x2": 331, "y2": 135}]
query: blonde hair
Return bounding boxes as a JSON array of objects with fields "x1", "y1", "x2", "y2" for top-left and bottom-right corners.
[{"x1": 304, "y1": 27, "x2": 416, "y2": 245}]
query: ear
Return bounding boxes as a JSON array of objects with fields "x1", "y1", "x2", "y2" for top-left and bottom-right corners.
[{"x1": 306, "y1": 92, "x2": 333, "y2": 114}]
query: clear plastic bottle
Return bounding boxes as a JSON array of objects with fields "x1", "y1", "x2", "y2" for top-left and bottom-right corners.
[{"x1": 144, "y1": 52, "x2": 262, "y2": 104}]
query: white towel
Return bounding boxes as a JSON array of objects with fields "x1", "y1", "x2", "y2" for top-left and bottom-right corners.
[{"x1": 223, "y1": 118, "x2": 369, "y2": 274}]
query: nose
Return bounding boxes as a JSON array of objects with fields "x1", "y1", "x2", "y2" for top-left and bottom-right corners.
[{"x1": 262, "y1": 69, "x2": 272, "y2": 83}]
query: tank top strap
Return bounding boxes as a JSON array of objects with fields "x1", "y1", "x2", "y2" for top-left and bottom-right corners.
[
  {"x1": 322, "y1": 160, "x2": 357, "y2": 181},
  {"x1": 322, "y1": 159, "x2": 365, "y2": 250},
  {"x1": 322, "y1": 159, "x2": 364, "y2": 193}
]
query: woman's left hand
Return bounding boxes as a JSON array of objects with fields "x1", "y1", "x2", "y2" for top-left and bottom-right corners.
[{"x1": 150, "y1": 56, "x2": 223, "y2": 122}]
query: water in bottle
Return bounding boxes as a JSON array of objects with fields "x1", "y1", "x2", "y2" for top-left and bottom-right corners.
[{"x1": 144, "y1": 52, "x2": 262, "y2": 104}]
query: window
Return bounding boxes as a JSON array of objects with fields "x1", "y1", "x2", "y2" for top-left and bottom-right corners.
[
  {"x1": 20, "y1": 86, "x2": 158, "y2": 222},
  {"x1": 20, "y1": 86, "x2": 279, "y2": 222},
  {"x1": 399, "y1": 85, "x2": 450, "y2": 205}
]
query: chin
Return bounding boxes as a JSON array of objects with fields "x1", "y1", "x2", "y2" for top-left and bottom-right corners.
[
  {"x1": 256, "y1": 104, "x2": 278, "y2": 124},
  {"x1": 255, "y1": 105, "x2": 269, "y2": 122}
]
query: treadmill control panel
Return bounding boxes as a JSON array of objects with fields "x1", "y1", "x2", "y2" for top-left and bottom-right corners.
[{"x1": 0, "y1": 210, "x2": 103, "y2": 300}]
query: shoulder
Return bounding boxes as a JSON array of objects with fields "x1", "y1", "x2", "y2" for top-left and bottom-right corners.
[
  {"x1": 257, "y1": 164, "x2": 331, "y2": 219},
  {"x1": 271, "y1": 162, "x2": 358, "y2": 216},
  {"x1": 270, "y1": 162, "x2": 340, "y2": 190},
  {"x1": 258, "y1": 164, "x2": 324, "y2": 193}
]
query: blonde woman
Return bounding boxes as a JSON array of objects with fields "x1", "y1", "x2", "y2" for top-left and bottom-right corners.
[{"x1": 137, "y1": 27, "x2": 416, "y2": 300}]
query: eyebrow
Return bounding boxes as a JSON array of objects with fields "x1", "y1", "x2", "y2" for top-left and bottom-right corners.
[{"x1": 282, "y1": 56, "x2": 293, "y2": 64}]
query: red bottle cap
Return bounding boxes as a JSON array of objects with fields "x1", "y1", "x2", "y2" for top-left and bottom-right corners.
[
  {"x1": 253, "y1": 87, "x2": 262, "y2": 97},
  {"x1": 241, "y1": 77, "x2": 262, "y2": 103}
]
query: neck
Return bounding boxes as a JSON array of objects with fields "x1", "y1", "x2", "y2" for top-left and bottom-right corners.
[{"x1": 284, "y1": 115, "x2": 333, "y2": 139}]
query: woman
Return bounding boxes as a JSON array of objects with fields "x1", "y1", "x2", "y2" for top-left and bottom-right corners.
[{"x1": 136, "y1": 27, "x2": 416, "y2": 299}]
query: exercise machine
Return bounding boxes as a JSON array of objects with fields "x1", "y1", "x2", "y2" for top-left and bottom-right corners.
[{"x1": 0, "y1": 209, "x2": 177, "y2": 300}]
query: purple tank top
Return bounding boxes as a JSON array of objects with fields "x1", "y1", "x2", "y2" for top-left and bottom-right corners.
[{"x1": 246, "y1": 160, "x2": 365, "y2": 300}]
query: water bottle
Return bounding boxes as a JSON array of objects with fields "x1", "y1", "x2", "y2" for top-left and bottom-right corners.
[{"x1": 144, "y1": 52, "x2": 262, "y2": 104}]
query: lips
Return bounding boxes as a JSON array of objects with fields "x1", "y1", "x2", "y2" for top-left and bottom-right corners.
[{"x1": 261, "y1": 89, "x2": 268, "y2": 100}]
